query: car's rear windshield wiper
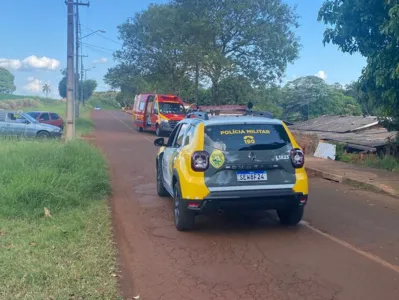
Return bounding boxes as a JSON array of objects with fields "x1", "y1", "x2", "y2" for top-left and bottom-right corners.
[{"x1": 238, "y1": 142, "x2": 287, "y2": 151}]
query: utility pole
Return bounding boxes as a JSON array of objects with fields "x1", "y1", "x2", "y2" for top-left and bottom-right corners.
[
  {"x1": 74, "y1": 2, "x2": 79, "y2": 120},
  {"x1": 74, "y1": 1, "x2": 89, "y2": 117},
  {"x1": 65, "y1": 0, "x2": 89, "y2": 140},
  {"x1": 66, "y1": 0, "x2": 75, "y2": 140}
]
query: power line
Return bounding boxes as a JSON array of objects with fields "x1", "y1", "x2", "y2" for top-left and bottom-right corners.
[
  {"x1": 81, "y1": 42, "x2": 116, "y2": 52},
  {"x1": 80, "y1": 23, "x2": 122, "y2": 45}
]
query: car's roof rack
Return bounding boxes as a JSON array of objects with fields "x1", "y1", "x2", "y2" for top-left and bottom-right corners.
[
  {"x1": 185, "y1": 102, "x2": 274, "y2": 120},
  {"x1": 243, "y1": 110, "x2": 274, "y2": 119},
  {"x1": 185, "y1": 111, "x2": 210, "y2": 120}
]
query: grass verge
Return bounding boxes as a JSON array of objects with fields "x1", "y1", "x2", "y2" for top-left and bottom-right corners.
[
  {"x1": 0, "y1": 139, "x2": 118, "y2": 299},
  {"x1": 337, "y1": 153, "x2": 399, "y2": 173}
]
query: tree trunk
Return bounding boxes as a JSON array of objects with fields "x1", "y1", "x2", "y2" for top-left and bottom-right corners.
[
  {"x1": 211, "y1": 80, "x2": 219, "y2": 105},
  {"x1": 194, "y1": 60, "x2": 199, "y2": 105}
]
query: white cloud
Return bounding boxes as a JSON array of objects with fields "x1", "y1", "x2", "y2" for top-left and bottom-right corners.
[
  {"x1": 22, "y1": 56, "x2": 60, "y2": 70},
  {"x1": 93, "y1": 57, "x2": 108, "y2": 64},
  {"x1": 23, "y1": 77, "x2": 43, "y2": 93},
  {"x1": 315, "y1": 70, "x2": 327, "y2": 80},
  {"x1": 0, "y1": 56, "x2": 60, "y2": 71},
  {"x1": 0, "y1": 58, "x2": 22, "y2": 69}
]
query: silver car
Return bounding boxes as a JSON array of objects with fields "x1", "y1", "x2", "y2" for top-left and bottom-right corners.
[{"x1": 0, "y1": 110, "x2": 62, "y2": 138}]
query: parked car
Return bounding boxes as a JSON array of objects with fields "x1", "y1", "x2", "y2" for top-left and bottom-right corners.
[
  {"x1": 26, "y1": 111, "x2": 64, "y2": 130},
  {"x1": 0, "y1": 110, "x2": 62, "y2": 138}
]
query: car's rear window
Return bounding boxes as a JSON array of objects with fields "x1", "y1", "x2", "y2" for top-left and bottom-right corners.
[{"x1": 204, "y1": 123, "x2": 291, "y2": 151}]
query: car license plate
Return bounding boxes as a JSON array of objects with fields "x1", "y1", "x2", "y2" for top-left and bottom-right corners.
[{"x1": 237, "y1": 171, "x2": 267, "y2": 182}]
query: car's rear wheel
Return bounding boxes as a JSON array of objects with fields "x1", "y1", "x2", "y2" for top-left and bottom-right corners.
[
  {"x1": 156, "y1": 162, "x2": 169, "y2": 197},
  {"x1": 277, "y1": 206, "x2": 304, "y2": 226},
  {"x1": 173, "y1": 182, "x2": 195, "y2": 231},
  {"x1": 37, "y1": 131, "x2": 50, "y2": 139}
]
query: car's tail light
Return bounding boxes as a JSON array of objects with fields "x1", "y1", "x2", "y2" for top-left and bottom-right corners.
[
  {"x1": 290, "y1": 148, "x2": 305, "y2": 168},
  {"x1": 191, "y1": 151, "x2": 209, "y2": 171}
]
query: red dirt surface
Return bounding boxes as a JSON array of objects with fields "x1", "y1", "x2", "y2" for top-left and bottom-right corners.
[{"x1": 92, "y1": 110, "x2": 399, "y2": 300}]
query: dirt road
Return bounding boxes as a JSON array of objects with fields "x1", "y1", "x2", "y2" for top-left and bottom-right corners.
[{"x1": 93, "y1": 110, "x2": 399, "y2": 300}]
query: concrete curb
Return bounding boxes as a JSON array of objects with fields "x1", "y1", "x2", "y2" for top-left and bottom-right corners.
[{"x1": 306, "y1": 166, "x2": 399, "y2": 198}]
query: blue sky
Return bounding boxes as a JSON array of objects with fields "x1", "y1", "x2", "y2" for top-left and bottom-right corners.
[{"x1": 0, "y1": 0, "x2": 366, "y2": 98}]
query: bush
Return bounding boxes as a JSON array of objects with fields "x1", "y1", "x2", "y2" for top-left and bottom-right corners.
[
  {"x1": 0, "y1": 139, "x2": 111, "y2": 218},
  {"x1": 87, "y1": 92, "x2": 120, "y2": 109}
]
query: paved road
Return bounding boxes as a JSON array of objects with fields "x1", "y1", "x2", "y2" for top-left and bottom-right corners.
[{"x1": 93, "y1": 110, "x2": 399, "y2": 300}]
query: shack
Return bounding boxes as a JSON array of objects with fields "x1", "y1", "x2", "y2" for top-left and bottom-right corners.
[{"x1": 289, "y1": 115, "x2": 397, "y2": 154}]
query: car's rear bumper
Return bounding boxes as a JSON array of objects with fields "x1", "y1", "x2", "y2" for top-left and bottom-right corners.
[{"x1": 182, "y1": 189, "x2": 308, "y2": 213}]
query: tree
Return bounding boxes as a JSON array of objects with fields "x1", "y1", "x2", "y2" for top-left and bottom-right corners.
[
  {"x1": 58, "y1": 68, "x2": 97, "y2": 102},
  {"x1": 318, "y1": 0, "x2": 399, "y2": 131},
  {"x1": 0, "y1": 67, "x2": 16, "y2": 94},
  {"x1": 174, "y1": 0, "x2": 301, "y2": 104},
  {"x1": 113, "y1": 4, "x2": 190, "y2": 95},
  {"x1": 58, "y1": 69, "x2": 67, "y2": 98},
  {"x1": 79, "y1": 79, "x2": 98, "y2": 102},
  {"x1": 253, "y1": 85, "x2": 284, "y2": 119},
  {"x1": 110, "y1": 1, "x2": 301, "y2": 105},
  {"x1": 217, "y1": 75, "x2": 254, "y2": 105},
  {"x1": 281, "y1": 76, "x2": 362, "y2": 122},
  {"x1": 42, "y1": 83, "x2": 51, "y2": 98}
]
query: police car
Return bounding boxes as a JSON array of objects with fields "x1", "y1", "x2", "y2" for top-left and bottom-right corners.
[{"x1": 153, "y1": 109, "x2": 308, "y2": 231}]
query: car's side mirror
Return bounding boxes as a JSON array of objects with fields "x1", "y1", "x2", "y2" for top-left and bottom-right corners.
[
  {"x1": 24, "y1": 120, "x2": 30, "y2": 124},
  {"x1": 154, "y1": 137, "x2": 165, "y2": 147}
]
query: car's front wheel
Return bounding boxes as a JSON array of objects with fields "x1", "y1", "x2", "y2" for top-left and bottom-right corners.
[
  {"x1": 277, "y1": 206, "x2": 304, "y2": 226},
  {"x1": 37, "y1": 131, "x2": 50, "y2": 139},
  {"x1": 156, "y1": 162, "x2": 169, "y2": 197},
  {"x1": 173, "y1": 182, "x2": 195, "y2": 231}
]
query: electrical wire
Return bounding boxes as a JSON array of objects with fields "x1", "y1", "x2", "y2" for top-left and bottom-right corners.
[
  {"x1": 80, "y1": 24, "x2": 122, "y2": 45},
  {"x1": 81, "y1": 42, "x2": 116, "y2": 52}
]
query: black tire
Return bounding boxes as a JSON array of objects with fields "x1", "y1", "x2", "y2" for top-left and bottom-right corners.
[
  {"x1": 156, "y1": 161, "x2": 169, "y2": 197},
  {"x1": 173, "y1": 182, "x2": 195, "y2": 231},
  {"x1": 277, "y1": 206, "x2": 304, "y2": 226},
  {"x1": 37, "y1": 131, "x2": 50, "y2": 139},
  {"x1": 136, "y1": 126, "x2": 143, "y2": 132},
  {"x1": 59, "y1": 125, "x2": 64, "y2": 131},
  {"x1": 155, "y1": 125, "x2": 163, "y2": 137}
]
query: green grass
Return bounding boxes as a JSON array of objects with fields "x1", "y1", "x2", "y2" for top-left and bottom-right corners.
[
  {"x1": 0, "y1": 139, "x2": 118, "y2": 299},
  {"x1": 338, "y1": 153, "x2": 399, "y2": 172},
  {"x1": 87, "y1": 92, "x2": 120, "y2": 110},
  {"x1": 33, "y1": 101, "x2": 95, "y2": 136}
]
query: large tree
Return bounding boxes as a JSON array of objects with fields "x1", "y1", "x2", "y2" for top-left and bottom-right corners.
[
  {"x1": 109, "y1": 0, "x2": 300, "y2": 105},
  {"x1": 318, "y1": 0, "x2": 399, "y2": 131},
  {"x1": 0, "y1": 67, "x2": 16, "y2": 94},
  {"x1": 174, "y1": 0, "x2": 301, "y2": 104},
  {"x1": 114, "y1": 4, "x2": 190, "y2": 95},
  {"x1": 281, "y1": 76, "x2": 362, "y2": 122}
]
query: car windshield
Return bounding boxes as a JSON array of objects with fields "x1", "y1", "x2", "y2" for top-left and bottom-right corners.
[
  {"x1": 204, "y1": 123, "x2": 291, "y2": 151},
  {"x1": 159, "y1": 103, "x2": 185, "y2": 114},
  {"x1": 22, "y1": 113, "x2": 39, "y2": 124}
]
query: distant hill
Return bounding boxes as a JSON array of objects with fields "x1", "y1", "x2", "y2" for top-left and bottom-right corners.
[
  {"x1": 0, "y1": 94, "x2": 61, "y2": 101},
  {"x1": 0, "y1": 94, "x2": 61, "y2": 110}
]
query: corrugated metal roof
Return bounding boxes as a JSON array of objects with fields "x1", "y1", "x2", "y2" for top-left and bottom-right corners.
[
  {"x1": 291, "y1": 128, "x2": 397, "y2": 148},
  {"x1": 290, "y1": 115, "x2": 379, "y2": 133}
]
